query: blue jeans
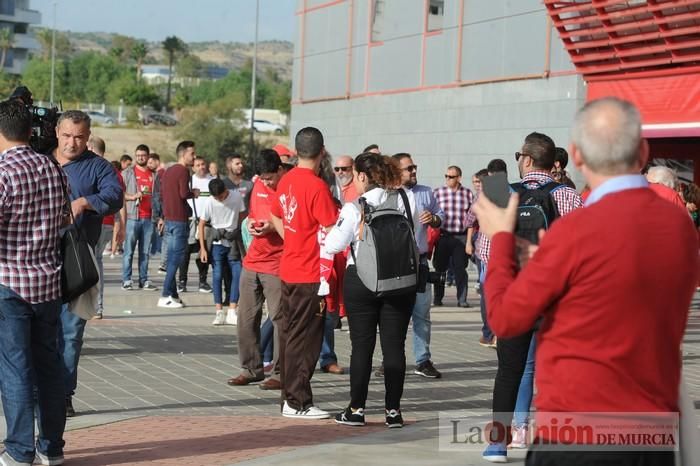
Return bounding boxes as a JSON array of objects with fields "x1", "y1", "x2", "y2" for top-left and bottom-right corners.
[
  {"x1": 122, "y1": 218, "x2": 154, "y2": 285},
  {"x1": 0, "y1": 285, "x2": 65, "y2": 463},
  {"x1": 480, "y1": 261, "x2": 493, "y2": 340},
  {"x1": 319, "y1": 310, "x2": 339, "y2": 368},
  {"x1": 211, "y1": 244, "x2": 241, "y2": 305},
  {"x1": 162, "y1": 221, "x2": 188, "y2": 299},
  {"x1": 412, "y1": 281, "x2": 432, "y2": 365},
  {"x1": 260, "y1": 317, "x2": 274, "y2": 362},
  {"x1": 57, "y1": 304, "x2": 87, "y2": 399},
  {"x1": 95, "y1": 225, "x2": 113, "y2": 313},
  {"x1": 513, "y1": 333, "x2": 536, "y2": 427},
  {"x1": 150, "y1": 225, "x2": 162, "y2": 255}
]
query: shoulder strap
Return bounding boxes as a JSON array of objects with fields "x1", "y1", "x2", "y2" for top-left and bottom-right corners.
[
  {"x1": 44, "y1": 153, "x2": 79, "y2": 234},
  {"x1": 397, "y1": 188, "x2": 414, "y2": 232}
]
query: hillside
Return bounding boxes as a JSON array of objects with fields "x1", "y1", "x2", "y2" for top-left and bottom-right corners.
[{"x1": 33, "y1": 29, "x2": 294, "y2": 81}]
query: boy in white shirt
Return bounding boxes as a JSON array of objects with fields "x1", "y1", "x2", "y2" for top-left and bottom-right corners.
[{"x1": 198, "y1": 178, "x2": 246, "y2": 325}]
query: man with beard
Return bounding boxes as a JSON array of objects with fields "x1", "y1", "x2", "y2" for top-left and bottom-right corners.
[
  {"x1": 331, "y1": 155, "x2": 359, "y2": 203},
  {"x1": 121, "y1": 144, "x2": 158, "y2": 291},
  {"x1": 390, "y1": 153, "x2": 445, "y2": 379},
  {"x1": 53, "y1": 110, "x2": 123, "y2": 417}
]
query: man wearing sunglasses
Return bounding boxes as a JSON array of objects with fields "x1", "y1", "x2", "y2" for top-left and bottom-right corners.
[
  {"x1": 433, "y1": 166, "x2": 474, "y2": 310},
  {"x1": 331, "y1": 155, "x2": 359, "y2": 204}
]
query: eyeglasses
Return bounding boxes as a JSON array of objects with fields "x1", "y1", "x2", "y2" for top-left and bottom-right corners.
[
  {"x1": 444, "y1": 174, "x2": 459, "y2": 180},
  {"x1": 402, "y1": 165, "x2": 418, "y2": 172},
  {"x1": 334, "y1": 166, "x2": 352, "y2": 173},
  {"x1": 515, "y1": 152, "x2": 531, "y2": 161}
]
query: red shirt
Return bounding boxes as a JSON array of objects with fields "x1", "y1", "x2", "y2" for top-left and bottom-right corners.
[
  {"x1": 270, "y1": 167, "x2": 338, "y2": 283},
  {"x1": 243, "y1": 179, "x2": 284, "y2": 276},
  {"x1": 649, "y1": 182, "x2": 687, "y2": 211},
  {"x1": 161, "y1": 164, "x2": 192, "y2": 222},
  {"x1": 486, "y1": 188, "x2": 699, "y2": 430},
  {"x1": 134, "y1": 166, "x2": 154, "y2": 219}
]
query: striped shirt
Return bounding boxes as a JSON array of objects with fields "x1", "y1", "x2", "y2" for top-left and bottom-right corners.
[
  {"x1": 0, "y1": 145, "x2": 66, "y2": 303},
  {"x1": 433, "y1": 184, "x2": 474, "y2": 234}
]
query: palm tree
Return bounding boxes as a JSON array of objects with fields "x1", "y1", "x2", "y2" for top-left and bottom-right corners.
[
  {"x1": 131, "y1": 42, "x2": 148, "y2": 82},
  {"x1": 162, "y1": 36, "x2": 187, "y2": 109},
  {"x1": 0, "y1": 28, "x2": 14, "y2": 69}
]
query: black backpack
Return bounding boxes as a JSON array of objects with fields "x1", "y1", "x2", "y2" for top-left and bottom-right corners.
[
  {"x1": 510, "y1": 181, "x2": 562, "y2": 244},
  {"x1": 350, "y1": 189, "x2": 419, "y2": 297}
]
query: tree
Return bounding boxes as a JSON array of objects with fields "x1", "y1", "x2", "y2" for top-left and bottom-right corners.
[
  {"x1": 110, "y1": 34, "x2": 135, "y2": 61},
  {"x1": 34, "y1": 28, "x2": 71, "y2": 60},
  {"x1": 0, "y1": 28, "x2": 13, "y2": 69},
  {"x1": 176, "y1": 54, "x2": 203, "y2": 79},
  {"x1": 162, "y1": 36, "x2": 187, "y2": 110},
  {"x1": 130, "y1": 42, "x2": 148, "y2": 82}
]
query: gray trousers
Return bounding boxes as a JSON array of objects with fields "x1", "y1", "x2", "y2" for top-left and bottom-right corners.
[{"x1": 236, "y1": 268, "x2": 283, "y2": 380}]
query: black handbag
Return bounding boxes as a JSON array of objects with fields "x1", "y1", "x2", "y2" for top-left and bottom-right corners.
[{"x1": 49, "y1": 156, "x2": 100, "y2": 304}]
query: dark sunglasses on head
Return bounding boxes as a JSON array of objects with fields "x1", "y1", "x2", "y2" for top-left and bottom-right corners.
[
  {"x1": 515, "y1": 151, "x2": 531, "y2": 161},
  {"x1": 334, "y1": 166, "x2": 352, "y2": 172},
  {"x1": 402, "y1": 164, "x2": 418, "y2": 172},
  {"x1": 444, "y1": 174, "x2": 459, "y2": 179}
]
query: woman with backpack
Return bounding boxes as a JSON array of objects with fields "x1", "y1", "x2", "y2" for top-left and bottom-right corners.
[{"x1": 323, "y1": 152, "x2": 418, "y2": 428}]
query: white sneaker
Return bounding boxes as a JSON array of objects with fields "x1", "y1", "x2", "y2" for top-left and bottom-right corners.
[
  {"x1": 157, "y1": 296, "x2": 183, "y2": 309},
  {"x1": 281, "y1": 401, "x2": 330, "y2": 420},
  {"x1": 35, "y1": 450, "x2": 65, "y2": 465},
  {"x1": 212, "y1": 310, "x2": 226, "y2": 326},
  {"x1": 225, "y1": 308, "x2": 238, "y2": 325}
]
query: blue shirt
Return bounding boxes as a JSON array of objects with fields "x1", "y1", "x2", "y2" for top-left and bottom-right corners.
[
  {"x1": 585, "y1": 174, "x2": 648, "y2": 207},
  {"x1": 407, "y1": 184, "x2": 445, "y2": 254},
  {"x1": 61, "y1": 150, "x2": 123, "y2": 246}
]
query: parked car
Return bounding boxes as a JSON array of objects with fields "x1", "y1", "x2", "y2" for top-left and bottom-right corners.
[
  {"x1": 249, "y1": 119, "x2": 285, "y2": 134},
  {"x1": 144, "y1": 113, "x2": 178, "y2": 126},
  {"x1": 83, "y1": 110, "x2": 114, "y2": 126}
]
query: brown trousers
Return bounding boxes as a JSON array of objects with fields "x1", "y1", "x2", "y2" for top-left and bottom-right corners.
[
  {"x1": 236, "y1": 268, "x2": 282, "y2": 380},
  {"x1": 278, "y1": 281, "x2": 325, "y2": 410}
]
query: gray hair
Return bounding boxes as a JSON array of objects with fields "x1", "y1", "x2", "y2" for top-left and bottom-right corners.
[
  {"x1": 646, "y1": 166, "x2": 678, "y2": 189},
  {"x1": 571, "y1": 97, "x2": 641, "y2": 175},
  {"x1": 57, "y1": 109, "x2": 91, "y2": 128}
]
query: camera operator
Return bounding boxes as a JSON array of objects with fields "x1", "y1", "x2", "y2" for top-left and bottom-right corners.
[
  {"x1": 52, "y1": 110, "x2": 123, "y2": 417},
  {"x1": 0, "y1": 99, "x2": 67, "y2": 466}
]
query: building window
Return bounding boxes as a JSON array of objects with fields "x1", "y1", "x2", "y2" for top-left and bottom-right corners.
[
  {"x1": 428, "y1": 0, "x2": 444, "y2": 32},
  {"x1": 371, "y1": 0, "x2": 385, "y2": 42},
  {"x1": 0, "y1": 0, "x2": 15, "y2": 16}
]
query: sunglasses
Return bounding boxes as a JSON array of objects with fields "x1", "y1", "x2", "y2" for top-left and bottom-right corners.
[
  {"x1": 402, "y1": 164, "x2": 418, "y2": 172},
  {"x1": 515, "y1": 151, "x2": 531, "y2": 161},
  {"x1": 334, "y1": 166, "x2": 352, "y2": 173},
  {"x1": 444, "y1": 174, "x2": 459, "y2": 179}
]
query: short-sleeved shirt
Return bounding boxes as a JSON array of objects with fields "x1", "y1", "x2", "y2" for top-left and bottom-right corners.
[
  {"x1": 244, "y1": 179, "x2": 284, "y2": 275},
  {"x1": 270, "y1": 167, "x2": 338, "y2": 283},
  {"x1": 224, "y1": 177, "x2": 254, "y2": 210},
  {"x1": 200, "y1": 189, "x2": 244, "y2": 247}
]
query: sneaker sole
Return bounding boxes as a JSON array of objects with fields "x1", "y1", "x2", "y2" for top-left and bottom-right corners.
[
  {"x1": 483, "y1": 455, "x2": 507, "y2": 463},
  {"x1": 386, "y1": 422, "x2": 403, "y2": 428},
  {"x1": 335, "y1": 419, "x2": 365, "y2": 426},
  {"x1": 199, "y1": 289, "x2": 212, "y2": 293},
  {"x1": 413, "y1": 370, "x2": 440, "y2": 378},
  {"x1": 282, "y1": 412, "x2": 330, "y2": 420}
]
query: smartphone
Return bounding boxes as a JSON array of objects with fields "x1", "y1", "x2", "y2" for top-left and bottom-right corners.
[{"x1": 481, "y1": 172, "x2": 511, "y2": 208}]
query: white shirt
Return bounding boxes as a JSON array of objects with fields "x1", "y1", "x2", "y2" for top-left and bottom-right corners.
[
  {"x1": 324, "y1": 187, "x2": 418, "y2": 266},
  {"x1": 188, "y1": 173, "x2": 214, "y2": 217},
  {"x1": 200, "y1": 189, "x2": 245, "y2": 247}
]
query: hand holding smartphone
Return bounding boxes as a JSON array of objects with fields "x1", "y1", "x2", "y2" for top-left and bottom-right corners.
[{"x1": 481, "y1": 172, "x2": 511, "y2": 208}]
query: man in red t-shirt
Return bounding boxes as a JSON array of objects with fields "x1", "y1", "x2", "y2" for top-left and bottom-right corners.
[
  {"x1": 121, "y1": 144, "x2": 158, "y2": 291},
  {"x1": 227, "y1": 149, "x2": 286, "y2": 389},
  {"x1": 270, "y1": 127, "x2": 338, "y2": 420}
]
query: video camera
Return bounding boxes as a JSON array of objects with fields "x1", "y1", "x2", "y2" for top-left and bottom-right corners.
[{"x1": 10, "y1": 86, "x2": 60, "y2": 155}]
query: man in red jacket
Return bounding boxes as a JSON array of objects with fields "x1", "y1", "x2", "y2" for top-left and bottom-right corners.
[{"x1": 474, "y1": 97, "x2": 699, "y2": 466}]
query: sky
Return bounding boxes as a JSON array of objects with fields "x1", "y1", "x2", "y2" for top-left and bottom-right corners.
[{"x1": 31, "y1": 0, "x2": 297, "y2": 43}]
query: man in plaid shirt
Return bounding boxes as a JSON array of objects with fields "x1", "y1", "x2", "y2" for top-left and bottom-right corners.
[
  {"x1": 0, "y1": 100, "x2": 67, "y2": 465},
  {"x1": 433, "y1": 165, "x2": 474, "y2": 308}
]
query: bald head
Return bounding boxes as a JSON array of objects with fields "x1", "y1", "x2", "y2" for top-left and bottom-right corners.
[
  {"x1": 87, "y1": 136, "x2": 106, "y2": 156},
  {"x1": 571, "y1": 97, "x2": 643, "y2": 176}
]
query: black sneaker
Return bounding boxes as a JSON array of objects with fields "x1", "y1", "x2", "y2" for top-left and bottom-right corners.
[
  {"x1": 385, "y1": 409, "x2": 403, "y2": 428},
  {"x1": 374, "y1": 364, "x2": 384, "y2": 377},
  {"x1": 65, "y1": 398, "x2": 75, "y2": 418},
  {"x1": 198, "y1": 282, "x2": 213, "y2": 293},
  {"x1": 177, "y1": 283, "x2": 187, "y2": 293},
  {"x1": 414, "y1": 360, "x2": 442, "y2": 379},
  {"x1": 335, "y1": 407, "x2": 365, "y2": 426}
]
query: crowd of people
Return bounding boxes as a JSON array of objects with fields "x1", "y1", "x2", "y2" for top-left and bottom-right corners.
[{"x1": 0, "y1": 96, "x2": 698, "y2": 466}]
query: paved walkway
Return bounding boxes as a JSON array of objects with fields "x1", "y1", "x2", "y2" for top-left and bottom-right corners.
[{"x1": 2, "y1": 256, "x2": 699, "y2": 465}]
